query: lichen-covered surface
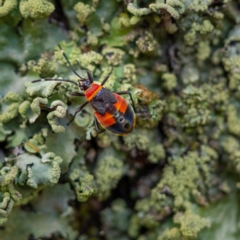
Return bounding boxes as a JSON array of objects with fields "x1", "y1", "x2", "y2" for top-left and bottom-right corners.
[{"x1": 0, "y1": 0, "x2": 240, "y2": 239}]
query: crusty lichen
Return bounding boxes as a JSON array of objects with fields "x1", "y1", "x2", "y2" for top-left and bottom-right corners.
[
  {"x1": 74, "y1": 2, "x2": 93, "y2": 26},
  {"x1": 95, "y1": 155, "x2": 123, "y2": 200},
  {"x1": 19, "y1": 0, "x2": 55, "y2": 19},
  {"x1": 0, "y1": 0, "x2": 17, "y2": 17}
]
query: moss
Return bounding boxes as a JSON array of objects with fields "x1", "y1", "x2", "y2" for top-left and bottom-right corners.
[{"x1": 149, "y1": 0, "x2": 185, "y2": 20}]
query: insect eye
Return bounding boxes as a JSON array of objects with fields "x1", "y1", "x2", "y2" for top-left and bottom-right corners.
[
  {"x1": 114, "y1": 112, "x2": 119, "y2": 117},
  {"x1": 124, "y1": 123, "x2": 130, "y2": 129}
]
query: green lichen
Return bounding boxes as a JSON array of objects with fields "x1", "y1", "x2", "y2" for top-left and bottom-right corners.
[
  {"x1": 0, "y1": 0, "x2": 17, "y2": 17},
  {"x1": 184, "y1": 20, "x2": 214, "y2": 46},
  {"x1": 26, "y1": 81, "x2": 58, "y2": 98},
  {"x1": 149, "y1": 0, "x2": 185, "y2": 20},
  {"x1": 32, "y1": 52, "x2": 57, "y2": 77},
  {"x1": 136, "y1": 31, "x2": 158, "y2": 54},
  {"x1": 0, "y1": 193, "x2": 14, "y2": 225},
  {"x1": 174, "y1": 211, "x2": 210, "y2": 237},
  {"x1": 74, "y1": 2, "x2": 92, "y2": 26},
  {"x1": 124, "y1": 130, "x2": 150, "y2": 151},
  {"x1": 78, "y1": 51, "x2": 103, "y2": 71},
  {"x1": 161, "y1": 73, "x2": 177, "y2": 91},
  {"x1": 0, "y1": 92, "x2": 22, "y2": 123},
  {"x1": 102, "y1": 46, "x2": 125, "y2": 66},
  {"x1": 19, "y1": 0, "x2": 55, "y2": 19},
  {"x1": 46, "y1": 100, "x2": 67, "y2": 133},
  {"x1": 148, "y1": 143, "x2": 165, "y2": 164},
  {"x1": 15, "y1": 153, "x2": 62, "y2": 188},
  {"x1": 127, "y1": 1, "x2": 151, "y2": 17},
  {"x1": 69, "y1": 166, "x2": 96, "y2": 202},
  {"x1": 95, "y1": 155, "x2": 123, "y2": 200}
]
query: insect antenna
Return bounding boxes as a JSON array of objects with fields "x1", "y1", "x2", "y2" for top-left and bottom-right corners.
[
  {"x1": 32, "y1": 78, "x2": 78, "y2": 86},
  {"x1": 58, "y1": 44, "x2": 83, "y2": 80},
  {"x1": 76, "y1": 60, "x2": 93, "y2": 83}
]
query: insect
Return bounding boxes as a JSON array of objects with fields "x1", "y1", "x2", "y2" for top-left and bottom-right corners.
[{"x1": 32, "y1": 45, "x2": 136, "y2": 136}]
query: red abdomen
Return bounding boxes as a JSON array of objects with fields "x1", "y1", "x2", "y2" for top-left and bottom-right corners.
[{"x1": 95, "y1": 94, "x2": 136, "y2": 136}]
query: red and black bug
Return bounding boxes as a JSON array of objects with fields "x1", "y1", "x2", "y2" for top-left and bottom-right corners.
[{"x1": 32, "y1": 45, "x2": 136, "y2": 136}]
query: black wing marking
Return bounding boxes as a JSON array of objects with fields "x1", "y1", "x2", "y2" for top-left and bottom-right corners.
[{"x1": 90, "y1": 88, "x2": 117, "y2": 115}]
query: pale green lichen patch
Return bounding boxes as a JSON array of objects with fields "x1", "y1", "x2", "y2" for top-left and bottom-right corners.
[
  {"x1": 127, "y1": 1, "x2": 151, "y2": 17},
  {"x1": 187, "y1": 0, "x2": 209, "y2": 12},
  {"x1": 74, "y1": 2, "x2": 93, "y2": 26},
  {"x1": 26, "y1": 80, "x2": 58, "y2": 98},
  {"x1": 102, "y1": 46, "x2": 125, "y2": 66},
  {"x1": 136, "y1": 31, "x2": 158, "y2": 54},
  {"x1": 95, "y1": 156, "x2": 123, "y2": 200},
  {"x1": 174, "y1": 211, "x2": 210, "y2": 237},
  {"x1": 19, "y1": 0, "x2": 55, "y2": 19},
  {"x1": 0, "y1": 92, "x2": 22, "y2": 123},
  {"x1": 148, "y1": 143, "x2": 165, "y2": 163},
  {"x1": 15, "y1": 153, "x2": 62, "y2": 189},
  {"x1": 32, "y1": 52, "x2": 57, "y2": 77},
  {"x1": 124, "y1": 130, "x2": 150, "y2": 151},
  {"x1": 70, "y1": 168, "x2": 96, "y2": 202},
  {"x1": 184, "y1": 20, "x2": 214, "y2": 46},
  {"x1": 78, "y1": 51, "x2": 103, "y2": 71},
  {"x1": 122, "y1": 64, "x2": 137, "y2": 84},
  {"x1": 46, "y1": 100, "x2": 67, "y2": 133},
  {"x1": 0, "y1": 166, "x2": 21, "y2": 223},
  {"x1": 0, "y1": 193, "x2": 14, "y2": 225},
  {"x1": 161, "y1": 73, "x2": 177, "y2": 91},
  {"x1": 19, "y1": 100, "x2": 31, "y2": 119},
  {"x1": 0, "y1": 0, "x2": 17, "y2": 17}
]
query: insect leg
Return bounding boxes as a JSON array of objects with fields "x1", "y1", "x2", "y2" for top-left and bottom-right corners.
[
  {"x1": 94, "y1": 117, "x2": 105, "y2": 134},
  {"x1": 67, "y1": 101, "x2": 89, "y2": 125},
  {"x1": 58, "y1": 44, "x2": 83, "y2": 79},
  {"x1": 101, "y1": 67, "x2": 113, "y2": 86},
  {"x1": 115, "y1": 91, "x2": 136, "y2": 112},
  {"x1": 69, "y1": 92, "x2": 85, "y2": 97}
]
